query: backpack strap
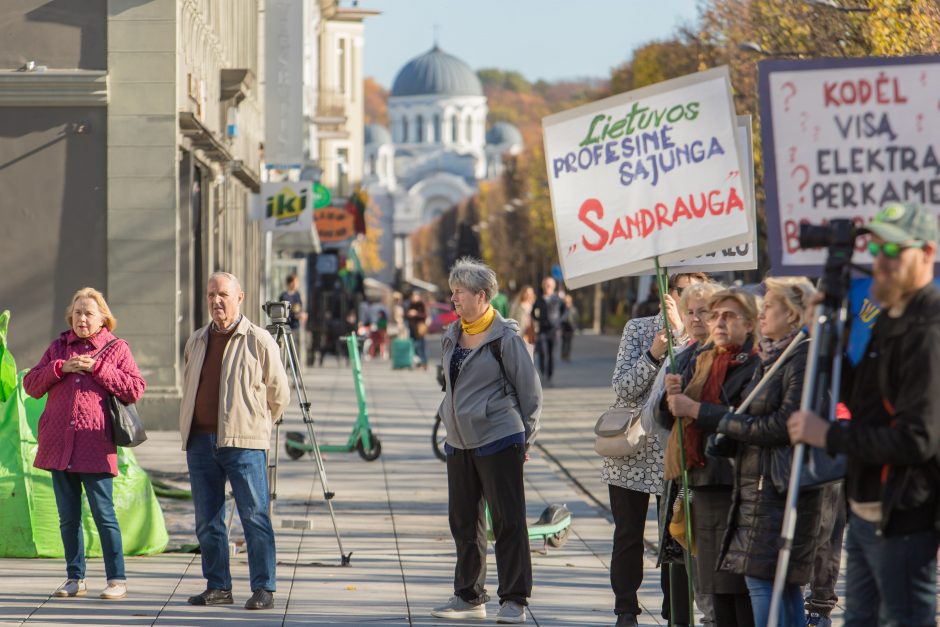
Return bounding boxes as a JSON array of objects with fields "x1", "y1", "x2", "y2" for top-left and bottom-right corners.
[
  {"x1": 489, "y1": 339, "x2": 515, "y2": 397},
  {"x1": 92, "y1": 338, "x2": 122, "y2": 359}
]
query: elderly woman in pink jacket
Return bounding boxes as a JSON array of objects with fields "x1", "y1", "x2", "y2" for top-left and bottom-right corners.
[{"x1": 24, "y1": 287, "x2": 146, "y2": 601}]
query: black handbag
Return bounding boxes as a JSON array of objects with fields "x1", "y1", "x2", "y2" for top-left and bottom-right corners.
[{"x1": 93, "y1": 339, "x2": 147, "y2": 447}]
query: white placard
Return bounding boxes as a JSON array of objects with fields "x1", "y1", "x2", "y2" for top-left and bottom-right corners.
[
  {"x1": 264, "y1": 0, "x2": 303, "y2": 169},
  {"x1": 760, "y1": 55, "x2": 940, "y2": 274},
  {"x1": 670, "y1": 115, "x2": 758, "y2": 272},
  {"x1": 543, "y1": 67, "x2": 748, "y2": 289}
]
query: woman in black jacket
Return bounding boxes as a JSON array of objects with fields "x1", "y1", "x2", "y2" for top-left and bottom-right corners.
[
  {"x1": 715, "y1": 278, "x2": 824, "y2": 627},
  {"x1": 660, "y1": 288, "x2": 761, "y2": 626}
]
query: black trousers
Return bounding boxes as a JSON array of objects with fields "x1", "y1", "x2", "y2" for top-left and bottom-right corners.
[
  {"x1": 609, "y1": 485, "x2": 682, "y2": 618},
  {"x1": 447, "y1": 444, "x2": 532, "y2": 606},
  {"x1": 806, "y1": 481, "x2": 846, "y2": 616},
  {"x1": 536, "y1": 333, "x2": 556, "y2": 380}
]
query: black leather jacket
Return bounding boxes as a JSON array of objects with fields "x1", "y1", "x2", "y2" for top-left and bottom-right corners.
[{"x1": 716, "y1": 339, "x2": 824, "y2": 583}]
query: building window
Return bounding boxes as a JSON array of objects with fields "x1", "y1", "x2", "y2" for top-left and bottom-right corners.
[
  {"x1": 451, "y1": 114, "x2": 459, "y2": 142},
  {"x1": 337, "y1": 38, "x2": 347, "y2": 94},
  {"x1": 466, "y1": 116, "x2": 473, "y2": 143},
  {"x1": 416, "y1": 115, "x2": 424, "y2": 143},
  {"x1": 402, "y1": 116, "x2": 409, "y2": 142},
  {"x1": 433, "y1": 114, "x2": 441, "y2": 143}
]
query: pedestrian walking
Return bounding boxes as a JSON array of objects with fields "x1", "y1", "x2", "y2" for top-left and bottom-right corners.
[
  {"x1": 715, "y1": 277, "x2": 824, "y2": 627},
  {"x1": 604, "y1": 273, "x2": 708, "y2": 627},
  {"x1": 179, "y1": 272, "x2": 290, "y2": 610},
  {"x1": 659, "y1": 287, "x2": 761, "y2": 627},
  {"x1": 279, "y1": 274, "x2": 307, "y2": 362},
  {"x1": 531, "y1": 277, "x2": 565, "y2": 386},
  {"x1": 788, "y1": 202, "x2": 940, "y2": 627},
  {"x1": 24, "y1": 287, "x2": 146, "y2": 601},
  {"x1": 406, "y1": 291, "x2": 429, "y2": 369},
  {"x1": 560, "y1": 294, "x2": 578, "y2": 361},
  {"x1": 509, "y1": 286, "x2": 537, "y2": 359},
  {"x1": 432, "y1": 257, "x2": 542, "y2": 624}
]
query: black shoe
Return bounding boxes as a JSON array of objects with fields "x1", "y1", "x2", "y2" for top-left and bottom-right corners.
[
  {"x1": 244, "y1": 589, "x2": 274, "y2": 610},
  {"x1": 187, "y1": 588, "x2": 233, "y2": 605},
  {"x1": 615, "y1": 614, "x2": 638, "y2": 627}
]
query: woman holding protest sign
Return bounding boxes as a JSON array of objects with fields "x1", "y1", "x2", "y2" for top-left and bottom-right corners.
[
  {"x1": 659, "y1": 287, "x2": 760, "y2": 626},
  {"x1": 602, "y1": 273, "x2": 707, "y2": 627}
]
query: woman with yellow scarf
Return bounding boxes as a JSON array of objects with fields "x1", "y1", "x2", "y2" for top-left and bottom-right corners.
[{"x1": 431, "y1": 258, "x2": 543, "y2": 625}]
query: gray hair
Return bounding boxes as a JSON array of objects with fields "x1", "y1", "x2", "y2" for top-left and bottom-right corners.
[
  {"x1": 208, "y1": 271, "x2": 243, "y2": 293},
  {"x1": 448, "y1": 257, "x2": 498, "y2": 301}
]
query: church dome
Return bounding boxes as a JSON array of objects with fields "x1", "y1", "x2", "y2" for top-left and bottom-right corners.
[
  {"x1": 365, "y1": 124, "x2": 392, "y2": 146},
  {"x1": 390, "y1": 45, "x2": 483, "y2": 98},
  {"x1": 486, "y1": 122, "x2": 523, "y2": 147}
]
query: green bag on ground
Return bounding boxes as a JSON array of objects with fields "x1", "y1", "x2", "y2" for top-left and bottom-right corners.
[{"x1": 0, "y1": 310, "x2": 168, "y2": 557}]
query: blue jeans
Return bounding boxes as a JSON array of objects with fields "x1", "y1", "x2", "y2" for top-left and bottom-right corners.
[
  {"x1": 187, "y1": 433, "x2": 276, "y2": 592},
  {"x1": 844, "y1": 513, "x2": 938, "y2": 627},
  {"x1": 744, "y1": 576, "x2": 804, "y2": 627},
  {"x1": 50, "y1": 470, "x2": 125, "y2": 581},
  {"x1": 413, "y1": 336, "x2": 427, "y2": 365}
]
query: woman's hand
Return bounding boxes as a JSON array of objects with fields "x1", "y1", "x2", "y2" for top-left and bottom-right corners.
[
  {"x1": 664, "y1": 373, "x2": 684, "y2": 396},
  {"x1": 662, "y1": 294, "x2": 684, "y2": 336},
  {"x1": 61, "y1": 357, "x2": 87, "y2": 374},
  {"x1": 667, "y1": 393, "x2": 700, "y2": 419},
  {"x1": 649, "y1": 329, "x2": 670, "y2": 361}
]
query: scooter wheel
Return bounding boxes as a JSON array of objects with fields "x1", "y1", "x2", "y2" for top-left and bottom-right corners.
[
  {"x1": 432, "y1": 415, "x2": 447, "y2": 462},
  {"x1": 357, "y1": 430, "x2": 382, "y2": 461},
  {"x1": 285, "y1": 432, "x2": 306, "y2": 460},
  {"x1": 546, "y1": 526, "x2": 570, "y2": 548}
]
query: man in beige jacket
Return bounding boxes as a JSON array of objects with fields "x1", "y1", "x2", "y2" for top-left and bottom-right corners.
[{"x1": 179, "y1": 272, "x2": 289, "y2": 611}]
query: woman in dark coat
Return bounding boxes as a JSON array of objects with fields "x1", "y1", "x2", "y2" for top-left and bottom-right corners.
[
  {"x1": 715, "y1": 278, "x2": 824, "y2": 627},
  {"x1": 660, "y1": 288, "x2": 761, "y2": 626}
]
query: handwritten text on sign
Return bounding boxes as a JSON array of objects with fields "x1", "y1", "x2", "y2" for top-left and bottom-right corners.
[
  {"x1": 760, "y1": 56, "x2": 940, "y2": 273},
  {"x1": 543, "y1": 67, "x2": 747, "y2": 288}
]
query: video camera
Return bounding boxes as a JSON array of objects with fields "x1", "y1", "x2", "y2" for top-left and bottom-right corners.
[
  {"x1": 263, "y1": 300, "x2": 290, "y2": 325},
  {"x1": 797, "y1": 219, "x2": 861, "y2": 307}
]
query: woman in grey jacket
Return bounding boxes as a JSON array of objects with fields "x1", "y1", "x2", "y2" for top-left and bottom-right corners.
[{"x1": 431, "y1": 258, "x2": 542, "y2": 625}]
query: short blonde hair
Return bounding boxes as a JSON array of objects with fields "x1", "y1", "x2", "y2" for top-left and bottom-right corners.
[
  {"x1": 66, "y1": 287, "x2": 116, "y2": 331},
  {"x1": 764, "y1": 277, "x2": 816, "y2": 328},
  {"x1": 678, "y1": 282, "x2": 726, "y2": 314},
  {"x1": 708, "y1": 287, "x2": 759, "y2": 326}
]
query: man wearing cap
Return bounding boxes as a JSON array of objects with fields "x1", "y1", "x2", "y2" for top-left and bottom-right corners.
[{"x1": 788, "y1": 202, "x2": 940, "y2": 627}]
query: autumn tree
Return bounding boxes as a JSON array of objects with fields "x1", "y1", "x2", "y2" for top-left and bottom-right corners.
[{"x1": 363, "y1": 77, "x2": 388, "y2": 126}]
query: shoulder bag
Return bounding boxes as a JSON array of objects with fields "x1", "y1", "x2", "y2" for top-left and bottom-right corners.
[
  {"x1": 93, "y1": 338, "x2": 148, "y2": 447},
  {"x1": 594, "y1": 406, "x2": 646, "y2": 458}
]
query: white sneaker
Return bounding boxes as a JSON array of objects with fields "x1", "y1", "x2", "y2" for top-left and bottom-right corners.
[
  {"x1": 54, "y1": 579, "x2": 86, "y2": 597},
  {"x1": 99, "y1": 580, "x2": 127, "y2": 600},
  {"x1": 430, "y1": 596, "x2": 486, "y2": 619},
  {"x1": 496, "y1": 600, "x2": 526, "y2": 624}
]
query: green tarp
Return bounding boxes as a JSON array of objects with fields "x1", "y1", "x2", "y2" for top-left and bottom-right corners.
[{"x1": 0, "y1": 310, "x2": 168, "y2": 557}]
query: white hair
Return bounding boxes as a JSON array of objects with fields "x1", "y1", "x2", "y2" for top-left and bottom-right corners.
[{"x1": 208, "y1": 271, "x2": 242, "y2": 293}]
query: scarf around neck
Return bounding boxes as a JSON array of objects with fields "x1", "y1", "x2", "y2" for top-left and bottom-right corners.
[
  {"x1": 758, "y1": 328, "x2": 799, "y2": 363},
  {"x1": 461, "y1": 306, "x2": 496, "y2": 335}
]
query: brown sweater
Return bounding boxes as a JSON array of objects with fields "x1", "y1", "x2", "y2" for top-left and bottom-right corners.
[{"x1": 191, "y1": 324, "x2": 236, "y2": 435}]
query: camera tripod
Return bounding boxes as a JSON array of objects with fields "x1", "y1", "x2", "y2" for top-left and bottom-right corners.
[{"x1": 267, "y1": 319, "x2": 352, "y2": 566}]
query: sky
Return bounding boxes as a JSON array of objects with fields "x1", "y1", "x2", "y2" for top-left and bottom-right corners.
[{"x1": 356, "y1": 0, "x2": 701, "y2": 89}]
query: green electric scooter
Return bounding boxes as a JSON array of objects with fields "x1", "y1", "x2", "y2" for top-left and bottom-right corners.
[{"x1": 285, "y1": 335, "x2": 382, "y2": 462}]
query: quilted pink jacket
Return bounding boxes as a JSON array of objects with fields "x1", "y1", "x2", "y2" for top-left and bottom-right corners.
[{"x1": 24, "y1": 328, "x2": 146, "y2": 476}]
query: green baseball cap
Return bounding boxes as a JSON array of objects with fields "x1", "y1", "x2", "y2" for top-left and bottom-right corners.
[{"x1": 860, "y1": 202, "x2": 938, "y2": 245}]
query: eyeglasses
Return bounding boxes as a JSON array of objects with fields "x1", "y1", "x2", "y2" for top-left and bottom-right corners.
[
  {"x1": 686, "y1": 308, "x2": 709, "y2": 320},
  {"x1": 707, "y1": 310, "x2": 743, "y2": 324},
  {"x1": 867, "y1": 240, "x2": 923, "y2": 259},
  {"x1": 671, "y1": 286, "x2": 685, "y2": 297}
]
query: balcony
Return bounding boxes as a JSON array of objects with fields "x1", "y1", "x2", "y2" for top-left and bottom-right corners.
[{"x1": 312, "y1": 90, "x2": 347, "y2": 125}]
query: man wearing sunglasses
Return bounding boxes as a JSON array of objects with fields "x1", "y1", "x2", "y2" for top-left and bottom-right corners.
[{"x1": 788, "y1": 202, "x2": 940, "y2": 627}]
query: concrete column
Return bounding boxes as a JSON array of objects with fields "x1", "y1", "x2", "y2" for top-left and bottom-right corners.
[{"x1": 108, "y1": 0, "x2": 180, "y2": 427}]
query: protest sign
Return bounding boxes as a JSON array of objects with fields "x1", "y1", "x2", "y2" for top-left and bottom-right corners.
[
  {"x1": 670, "y1": 115, "x2": 758, "y2": 273},
  {"x1": 542, "y1": 66, "x2": 748, "y2": 289},
  {"x1": 759, "y1": 55, "x2": 940, "y2": 275},
  {"x1": 252, "y1": 182, "x2": 315, "y2": 232}
]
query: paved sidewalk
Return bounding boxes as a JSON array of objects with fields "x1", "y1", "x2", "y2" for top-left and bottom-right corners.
[{"x1": 0, "y1": 333, "x2": 870, "y2": 626}]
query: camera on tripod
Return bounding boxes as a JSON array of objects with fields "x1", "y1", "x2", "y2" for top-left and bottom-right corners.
[
  {"x1": 798, "y1": 220, "x2": 859, "y2": 251},
  {"x1": 263, "y1": 300, "x2": 290, "y2": 324}
]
